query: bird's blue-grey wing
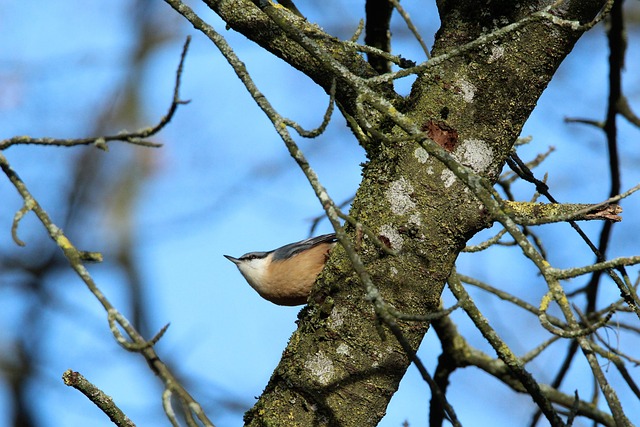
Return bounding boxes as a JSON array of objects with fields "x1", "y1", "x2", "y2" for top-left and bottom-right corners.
[{"x1": 271, "y1": 233, "x2": 337, "y2": 261}]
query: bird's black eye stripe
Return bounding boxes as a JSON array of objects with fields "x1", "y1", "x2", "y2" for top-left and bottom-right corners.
[{"x1": 239, "y1": 252, "x2": 269, "y2": 261}]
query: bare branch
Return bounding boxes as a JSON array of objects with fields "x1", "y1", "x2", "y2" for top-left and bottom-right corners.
[
  {"x1": 503, "y1": 201, "x2": 623, "y2": 225},
  {"x1": 462, "y1": 228, "x2": 507, "y2": 252},
  {"x1": 162, "y1": 389, "x2": 181, "y2": 427},
  {"x1": 538, "y1": 292, "x2": 614, "y2": 338},
  {"x1": 617, "y1": 95, "x2": 640, "y2": 128},
  {"x1": 364, "y1": 0, "x2": 394, "y2": 74},
  {"x1": 389, "y1": 0, "x2": 430, "y2": 59},
  {"x1": 0, "y1": 36, "x2": 192, "y2": 151},
  {"x1": 283, "y1": 78, "x2": 336, "y2": 138},
  {"x1": 447, "y1": 269, "x2": 564, "y2": 425},
  {"x1": 62, "y1": 370, "x2": 136, "y2": 427},
  {"x1": 549, "y1": 256, "x2": 640, "y2": 280}
]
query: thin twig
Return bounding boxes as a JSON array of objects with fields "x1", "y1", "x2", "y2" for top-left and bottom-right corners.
[
  {"x1": 0, "y1": 37, "x2": 191, "y2": 151},
  {"x1": 283, "y1": 78, "x2": 336, "y2": 138},
  {"x1": 63, "y1": 370, "x2": 136, "y2": 427},
  {"x1": 389, "y1": 0, "x2": 430, "y2": 59},
  {"x1": 447, "y1": 269, "x2": 564, "y2": 426}
]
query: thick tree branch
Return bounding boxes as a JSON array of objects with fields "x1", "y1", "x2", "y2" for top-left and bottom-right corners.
[
  {"x1": 165, "y1": 1, "x2": 633, "y2": 425},
  {"x1": 365, "y1": 0, "x2": 394, "y2": 74}
]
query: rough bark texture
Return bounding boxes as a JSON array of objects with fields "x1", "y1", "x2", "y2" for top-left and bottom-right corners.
[{"x1": 205, "y1": 1, "x2": 608, "y2": 425}]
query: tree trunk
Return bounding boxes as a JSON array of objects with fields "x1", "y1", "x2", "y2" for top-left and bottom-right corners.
[{"x1": 204, "y1": 1, "x2": 609, "y2": 425}]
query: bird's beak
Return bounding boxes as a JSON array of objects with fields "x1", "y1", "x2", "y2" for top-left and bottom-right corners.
[{"x1": 223, "y1": 255, "x2": 240, "y2": 264}]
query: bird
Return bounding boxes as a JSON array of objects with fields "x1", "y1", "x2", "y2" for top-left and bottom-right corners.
[{"x1": 224, "y1": 233, "x2": 337, "y2": 306}]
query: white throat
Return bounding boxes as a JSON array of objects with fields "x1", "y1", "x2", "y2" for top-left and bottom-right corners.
[{"x1": 237, "y1": 257, "x2": 270, "y2": 291}]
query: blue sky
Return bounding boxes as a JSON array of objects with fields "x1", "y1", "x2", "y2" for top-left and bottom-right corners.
[{"x1": 0, "y1": 1, "x2": 639, "y2": 426}]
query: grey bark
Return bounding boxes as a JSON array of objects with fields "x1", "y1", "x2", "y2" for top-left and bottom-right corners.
[{"x1": 202, "y1": 1, "x2": 609, "y2": 425}]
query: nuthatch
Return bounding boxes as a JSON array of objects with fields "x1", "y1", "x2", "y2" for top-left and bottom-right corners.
[{"x1": 224, "y1": 233, "x2": 337, "y2": 306}]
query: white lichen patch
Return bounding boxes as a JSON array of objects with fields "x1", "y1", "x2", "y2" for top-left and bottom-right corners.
[
  {"x1": 414, "y1": 146, "x2": 429, "y2": 163},
  {"x1": 336, "y1": 343, "x2": 350, "y2": 356},
  {"x1": 371, "y1": 346, "x2": 396, "y2": 368},
  {"x1": 456, "y1": 77, "x2": 476, "y2": 103},
  {"x1": 454, "y1": 139, "x2": 494, "y2": 173},
  {"x1": 329, "y1": 306, "x2": 345, "y2": 328},
  {"x1": 380, "y1": 224, "x2": 404, "y2": 251},
  {"x1": 386, "y1": 177, "x2": 416, "y2": 215},
  {"x1": 488, "y1": 45, "x2": 504, "y2": 63},
  {"x1": 304, "y1": 351, "x2": 335, "y2": 385},
  {"x1": 409, "y1": 213, "x2": 422, "y2": 227},
  {"x1": 390, "y1": 266, "x2": 398, "y2": 276},
  {"x1": 441, "y1": 168, "x2": 457, "y2": 188}
]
